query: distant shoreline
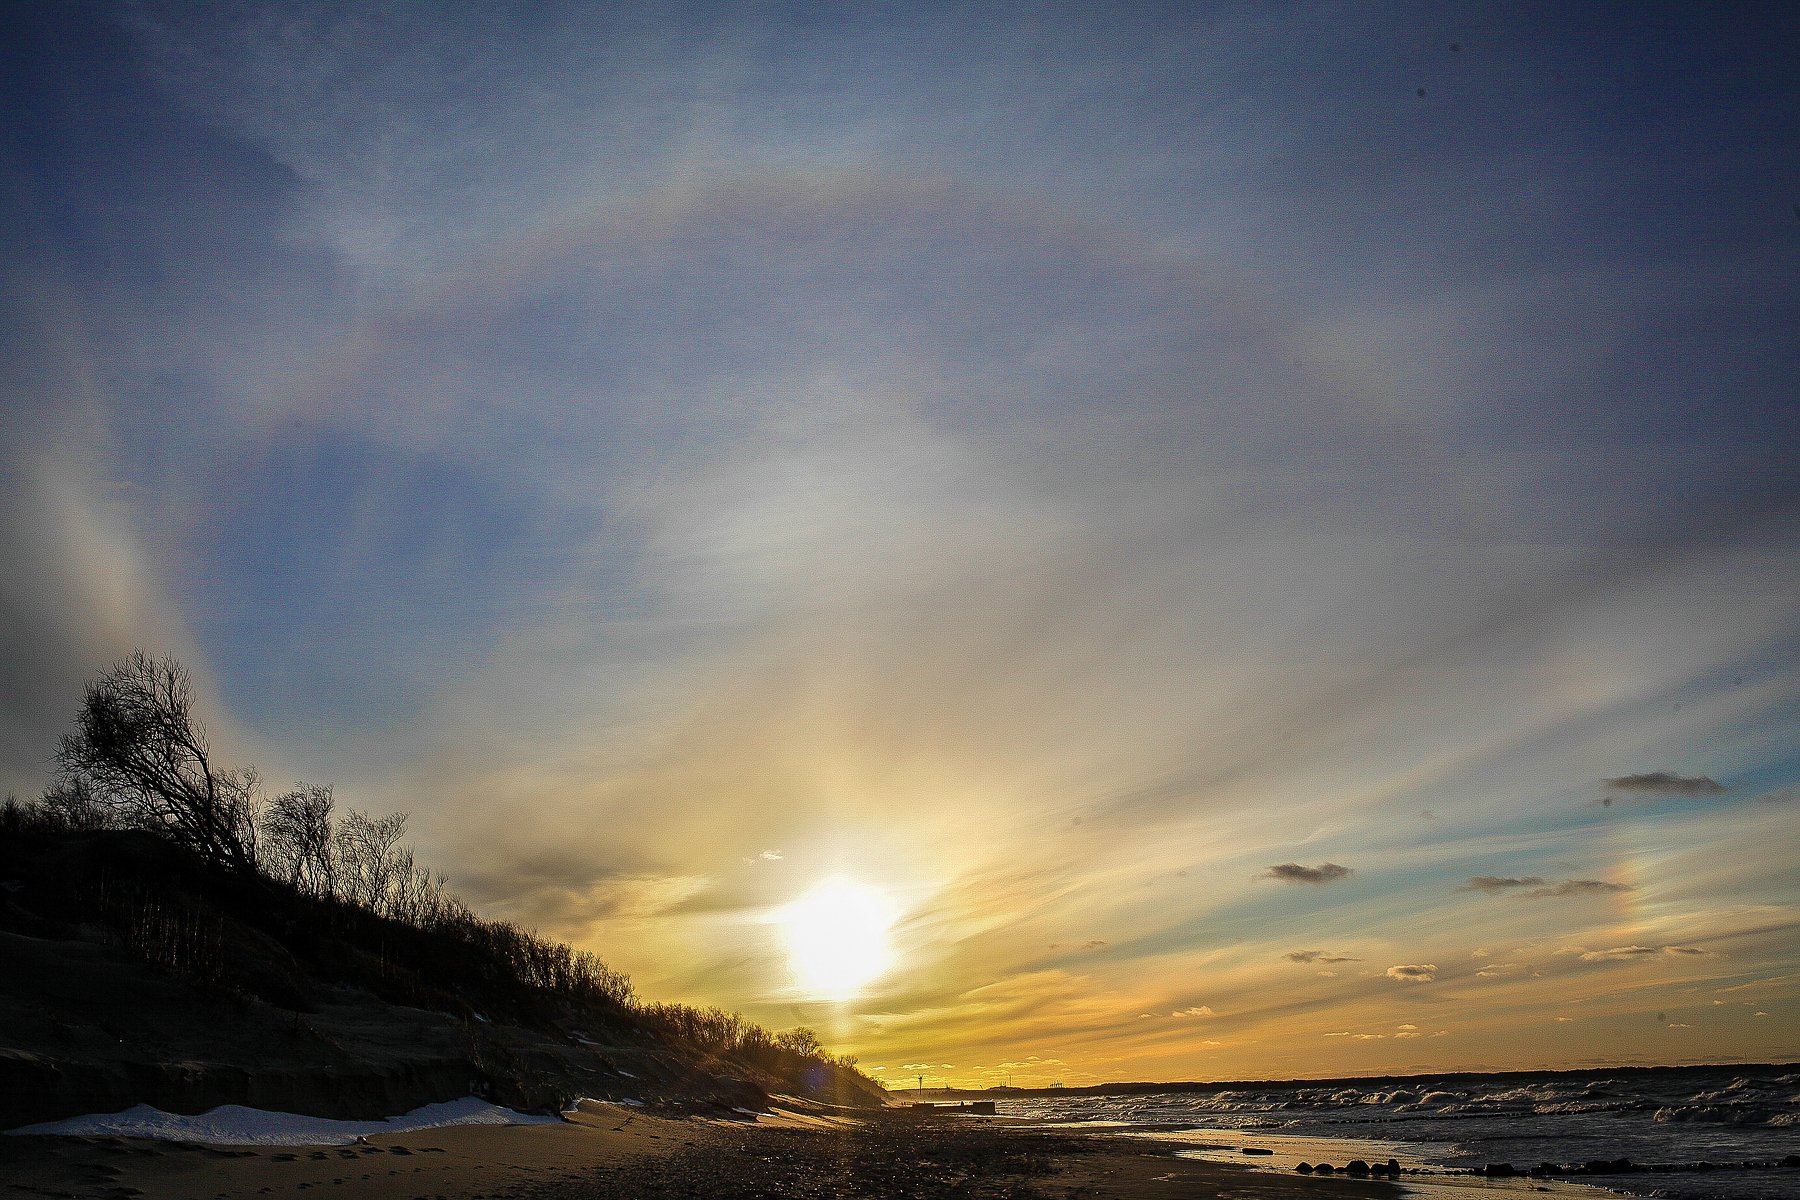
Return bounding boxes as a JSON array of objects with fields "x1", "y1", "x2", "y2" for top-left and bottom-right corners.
[{"x1": 892, "y1": 1059, "x2": 1800, "y2": 1100}]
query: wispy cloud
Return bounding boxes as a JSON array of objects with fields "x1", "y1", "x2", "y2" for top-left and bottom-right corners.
[
  {"x1": 1603, "y1": 772, "x2": 1727, "y2": 797},
  {"x1": 1534, "y1": 879, "x2": 1634, "y2": 897},
  {"x1": 4, "y1": 1, "x2": 1797, "y2": 1086},
  {"x1": 1569, "y1": 945, "x2": 1708, "y2": 963},
  {"x1": 1460, "y1": 875, "x2": 1546, "y2": 893},
  {"x1": 1264, "y1": 863, "x2": 1353, "y2": 885},
  {"x1": 1459, "y1": 876, "x2": 1633, "y2": 898}
]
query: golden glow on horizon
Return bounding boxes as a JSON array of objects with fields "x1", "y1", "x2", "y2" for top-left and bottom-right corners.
[{"x1": 780, "y1": 877, "x2": 896, "y2": 1000}]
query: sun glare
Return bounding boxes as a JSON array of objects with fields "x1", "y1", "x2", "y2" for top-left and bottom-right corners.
[{"x1": 780, "y1": 877, "x2": 896, "y2": 1000}]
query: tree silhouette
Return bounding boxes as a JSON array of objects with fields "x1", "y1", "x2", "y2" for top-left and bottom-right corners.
[{"x1": 56, "y1": 651, "x2": 260, "y2": 873}]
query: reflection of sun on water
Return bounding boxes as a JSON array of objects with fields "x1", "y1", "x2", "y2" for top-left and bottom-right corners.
[{"x1": 780, "y1": 877, "x2": 896, "y2": 1000}]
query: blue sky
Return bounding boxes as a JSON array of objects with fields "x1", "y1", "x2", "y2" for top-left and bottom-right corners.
[{"x1": 3, "y1": 1, "x2": 1796, "y2": 1082}]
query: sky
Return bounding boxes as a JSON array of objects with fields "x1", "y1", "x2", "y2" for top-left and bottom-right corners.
[{"x1": 2, "y1": 1, "x2": 1796, "y2": 1087}]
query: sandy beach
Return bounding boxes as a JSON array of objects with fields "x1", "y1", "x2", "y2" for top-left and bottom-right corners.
[{"x1": 0, "y1": 1101, "x2": 1408, "y2": 1200}]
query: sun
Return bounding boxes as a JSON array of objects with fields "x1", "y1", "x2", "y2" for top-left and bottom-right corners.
[{"x1": 779, "y1": 877, "x2": 897, "y2": 1000}]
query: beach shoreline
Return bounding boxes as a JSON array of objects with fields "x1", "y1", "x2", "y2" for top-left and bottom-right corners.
[{"x1": 0, "y1": 1099, "x2": 1412, "y2": 1200}]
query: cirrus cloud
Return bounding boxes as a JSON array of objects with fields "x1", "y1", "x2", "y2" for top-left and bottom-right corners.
[{"x1": 1459, "y1": 875, "x2": 1633, "y2": 898}]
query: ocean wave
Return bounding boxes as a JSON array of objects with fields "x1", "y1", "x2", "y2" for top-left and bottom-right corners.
[{"x1": 1653, "y1": 1103, "x2": 1784, "y2": 1126}]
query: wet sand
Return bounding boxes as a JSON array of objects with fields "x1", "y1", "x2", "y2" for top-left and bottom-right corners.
[
  {"x1": 1121, "y1": 1127, "x2": 1623, "y2": 1200},
  {"x1": 0, "y1": 1101, "x2": 1401, "y2": 1200}
]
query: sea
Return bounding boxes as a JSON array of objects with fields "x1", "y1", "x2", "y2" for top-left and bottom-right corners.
[{"x1": 992, "y1": 1064, "x2": 1800, "y2": 1200}]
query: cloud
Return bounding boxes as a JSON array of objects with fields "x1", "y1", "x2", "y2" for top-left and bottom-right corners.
[
  {"x1": 1572, "y1": 944, "x2": 1707, "y2": 962},
  {"x1": 1532, "y1": 879, "x2": 1633, "y2": 897},
  {"x1": 1459, "y1": 875, "x2": 1633, "y2": 898},
  {"x1": 1264, "y1": 862, "x2": 1353, "y2": 885},
  {"x1": 1459, "y1": 875, "x2": 1546, "y2": 893},
  {"x1": 0, "y1": 445, "x2": 204, "y2": 798},
  {"x1": 1284, "y1": 949, "x2": 1358, "y2": 963},
  {"x1": 1386, "y1": 964, "x2": 1438, "y2": 983},
  {"x1": 1172, "y1": 1006, "x2": 1215, "y2": 1018},
  {"x1": 1602, "y1": 772, "x2": 1727, "y2": 797},
  {"x1": 759, "y1": 849, "x2": 784, "y2": 861},
  {"x1": 1713, "y1": 975, "x2": 1790, "y2": 994},
  {"x1": 1575, "y1": 945, "x2": 1657, "y2": 961}
]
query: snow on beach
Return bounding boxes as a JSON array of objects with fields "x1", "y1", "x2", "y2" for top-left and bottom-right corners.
[{"x1": 7, "y1": 1095, "x2": 560, "y2": 1146}]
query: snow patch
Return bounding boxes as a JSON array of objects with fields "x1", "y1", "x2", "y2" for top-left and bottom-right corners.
[{"x1": 7, "y1": 1095, "x2": 559, "y2": 1146}]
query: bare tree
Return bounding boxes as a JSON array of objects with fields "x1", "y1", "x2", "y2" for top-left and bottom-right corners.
[
  {"x1": 55, "y1": 651, "x2": 260, "y2": 873},
  {"x1": 776, "y1": 1026, "x2": 822, "y2": 1057},
  {"x1": 37, "y1": 777, "x2": 115, "y2": 830},
  {"x1": 264, "y1": 784, "x2": 338, "y2": 896},
  {"x1": 335, "y1": 809, "x2": 407, "y2": 908}
]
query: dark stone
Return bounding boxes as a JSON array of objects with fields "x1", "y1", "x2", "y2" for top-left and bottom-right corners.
[
  {"x1": 1315, "y1": 1163, "x2": 1335, "y2": 1174},
  {"x1": 1242, "y1": 1147, "x2": 1273, "y2": 1155},
  {"x1": 1782, "y1": 1155, "x2": 1800, "y2": 1168},
  {"x1": 1385, "y1": 1159, "x2": 1401, "y2": 1176},
  {"x1": 1295, "y1": 1163, "x2": 1314, "y2": 1174},
  {"x1": 1484, "y1": 1163, "x2": 1515, "y2": 1177},
  {"x1": 1582, "y1": 1158, "x2": 1634, "y2": 1174},
  {"x1": 1345, "y1": 1160, "x2": 1370, "y2": 1175}
]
